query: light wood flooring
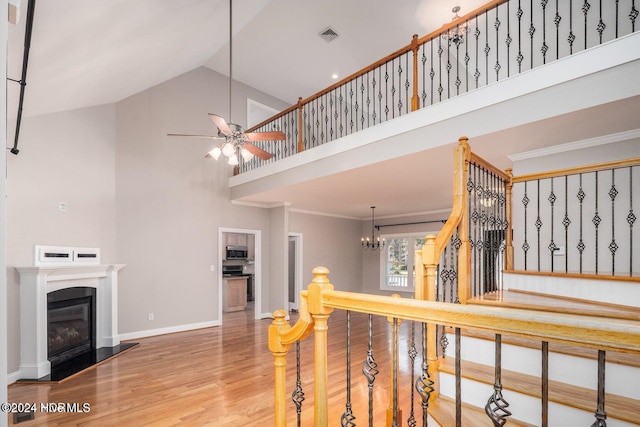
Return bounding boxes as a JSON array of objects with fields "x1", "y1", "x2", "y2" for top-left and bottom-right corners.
[
  {"x1": 7, "y1": 307, "x2": 419, "y2": 426},
  {"x1": 8, "y1": 295, "x2": 639, "y2": 426}
]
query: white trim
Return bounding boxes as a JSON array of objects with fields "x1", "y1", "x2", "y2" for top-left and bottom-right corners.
[
  {"x1": 288, "y1": 233, "x2": 303, "y2": 311},
  {"x1": 118, "y1": 320, "x2": 221, "y2": 341},
  {"x1": 289, "y1": 208, "x2": 360, "y2": 220},
  {"x1": 508, "y1": 129, "x2": 640, "y2": 162},
  {"x1": 7, "y1": 371, "x2": 21, "y2": 386}
]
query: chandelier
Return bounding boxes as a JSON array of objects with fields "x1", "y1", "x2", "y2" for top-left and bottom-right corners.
[
  {"x1": 442, "y1": 6, "x2": 469, "y2": 45},
  {"x1": 362, "y1": 206, "x2": 385, "y2": 250}
]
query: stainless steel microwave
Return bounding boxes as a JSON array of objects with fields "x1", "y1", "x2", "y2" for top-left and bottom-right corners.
[{"x1": 226, "y1": 245, "x2": 248, "y2": 259}]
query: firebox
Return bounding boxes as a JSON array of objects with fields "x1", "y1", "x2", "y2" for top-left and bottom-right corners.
[{"x1": 47, "y1": 287, "x2": 96, "y2": 367}]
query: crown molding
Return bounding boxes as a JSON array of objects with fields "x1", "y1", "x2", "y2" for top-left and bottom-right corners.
[{"x1": 508, "y1": 129, "x2": 640, "y2": 162}]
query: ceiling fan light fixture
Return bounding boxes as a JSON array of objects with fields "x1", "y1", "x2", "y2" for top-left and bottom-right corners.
[
  {"x1": 240, "y1": 147, "x2": 254, "y2": 161},
  {"x1": 222, "y1": 142, "x2": 236, "y2": 157},
  {"x1": 228, "y1": 153, "x2": 239, "y2": 166},
  {"x1": 208, "y1": 146, "x2": 222, "y2": 160}
]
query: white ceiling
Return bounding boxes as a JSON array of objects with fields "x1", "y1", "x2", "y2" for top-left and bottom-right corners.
[
  {"x1": 6, "y1": 0, "x2": 639, "y2": 220},
  {"x1": 7, "y1": 0, "x2": 486, "y2": 118}
]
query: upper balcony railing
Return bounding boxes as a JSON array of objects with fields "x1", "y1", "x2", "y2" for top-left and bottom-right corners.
[{"x1": 240, "y1": 0, "x2": 638, "y2": 174}]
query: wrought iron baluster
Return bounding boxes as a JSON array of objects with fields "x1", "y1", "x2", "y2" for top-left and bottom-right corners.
[
  {"x1": 420, "y1": 42, "x2": 428, "y2": 106},
  {"x1": 485, "y1": 334, "x2": 511, "y2": 426},
  {"x1": 631, "y1": 1, "x2": 639, "y2": 32},
  {"x1": 554, "y1": 0, "x2": 561, "y2": 60},
  {"x1": 529, "y1": 0, "x2": 535, "y2": 69},
  {"x1": 362, "y1": 314, "x2": 379, "y2": 427},
  {"x1": 629, "y1": 166, "x2": 636, "y2": 276},
  {"x1": 536, "y1": 180, "x2": 542, "y2": 271},
  {"x1": 365, "y1": 72, "x2": 370, "y2": 129},
  {"x1": 542, "y1": 0, "x2": 548, "y2": 64},
  {"x1": 597, "y1": 0, "x2": 605, "y2": 45},
  {"x1": 485, "y1": 10, "x2": 490, "y2": 85},
  {"x1": 475, "y1": 14, "x2": 480, "y2": 88},
  {"x1": 609, "y1": 169, "x2": 618, "y2": 274},
  {"x1": 430, "y1": 40, "x2": 435, "y2": 105},
  {"x1": 549, "y1": 178, "x2": 556, "y2": 272},
  {"x1": 391, "y1": 317, "x2": 400, "y2": 427},
  {"x1": 594, "y1": 171, "x2": 600, "y2": 274},
  {"x1": 541, "y1": 341, "x2": 549, "y2": 427},
  {"x1": 563, "y1": 176, "x2": 571, "y2": 273},
  {"x1": 577, "y1": 173, "x2": 586, "y2": 273},
  {"x1": 523, "y1": 181, "x2": 530, "y2": 269},
  {"x1": 583, "y1": 0, "x2": 591, "y2": 50},
  {"x1": 407, "y1": 321, "x2": 418, "y2": 427},
  {"x1": 404, "y1": 52, "x2": 410, "y2": 114},
  {"x1": 292, "y1": 341, "x2": 305, "y2": 427},
  {"x1": 569, "y1": 0, "x2": 576, "y2": 54},
  {"x1": 591, "y1": 350, "x2": 607, "y2": 427},
  {"x1": 349, "y1": 79, "x2": 355, "y2": 134},
  {"x1": 446, "y1": 33, "x2": 451, "y2": 100},
  {"x1": 506, "y1": 1, "x2": 512, "y2": 77},
  {"x1": 455, "y1": 327, "x2": 462, "y2": 427},
  {"x1": 464, "y1": 18, "x2": 470, "y2": 91},
  {"x1": 384, "y1": 62, "x2": 390, "y2": 121},
  {"x1": 437, "y1": 36, "x2": 444, "y2": 102},
  {"x1": 416, "y1": 322, "x2": 434, "y2": 426},
  {"x1": 517, "y1": 0, "x2": 524, "y2": 72},
  {"x1": 341, "y1": 311, "x2": 356, "y2": 427},
  {"x1": 494, "y1": 5, "x2": 501, "y2": 81}
]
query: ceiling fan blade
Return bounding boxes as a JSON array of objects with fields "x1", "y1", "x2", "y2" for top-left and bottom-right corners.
[
  {"x1": 167, "y1": 133, "x2": 224, "y2": 140},
  {"x1": 208, "y1": 113, "x2": 233, "y2": 135},
  {"x1": 243, "y1": 143, "x2": 273, "y2": 160},
  {"x1": 244, "y1": 131, "x2": 286, "y2": 141}
]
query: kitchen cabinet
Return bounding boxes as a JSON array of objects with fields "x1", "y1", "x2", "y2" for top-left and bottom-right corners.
[
  {"x1": 247, "y1": 233, "x2": 255, "y2": 260},
  {"x1": 223, "y1": 277, "x2": 247, "y2": 312},
  {"x1": 225, "y1": 233, "x2": 247, "y2": 247}
]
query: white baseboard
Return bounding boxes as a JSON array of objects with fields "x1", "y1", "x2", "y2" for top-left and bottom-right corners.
[
  {"x1": 119, "y1": 320, "x2": 221, "y2": 341},
  {"x1": 7, "y1": 370, "x2": 22, "y2": 385}
]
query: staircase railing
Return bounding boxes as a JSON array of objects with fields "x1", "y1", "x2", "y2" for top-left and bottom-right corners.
[
  {"x1": 269, "y1": 267, "x2": 640, "y2": 426},
  {"x1": 241, "y1": 0, "x2": 639, "y2": 173},
  {"x1": 509, "y1": 157, "x2": 640, "y2": 277}
]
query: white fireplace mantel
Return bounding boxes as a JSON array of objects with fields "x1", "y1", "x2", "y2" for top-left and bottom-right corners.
[{"x1": 17, "y1": 264, "x2": 125, "y2": 380}]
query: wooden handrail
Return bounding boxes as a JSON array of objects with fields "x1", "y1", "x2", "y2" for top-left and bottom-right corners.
[
  {"x1": 511, "y1": 157, "x2": 640, "y2": 183},
  {"x1": 470, "y1": 152, "x2": 511, "y2": 181},
  {"x1": 248, "y1": 0, "x2": 511, "y2": 135},
  {"x1": 320, "y1": 289, "x2": 640, "y2": 353}
]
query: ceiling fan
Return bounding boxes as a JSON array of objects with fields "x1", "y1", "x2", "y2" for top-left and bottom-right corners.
[{"x1": 167, "y1": 0, "x2": 285, "y2": 165}]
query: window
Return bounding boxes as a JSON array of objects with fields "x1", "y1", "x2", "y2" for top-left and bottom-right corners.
[{"x1": 380, "y1": 234, "x2": 426, "y2": 292}]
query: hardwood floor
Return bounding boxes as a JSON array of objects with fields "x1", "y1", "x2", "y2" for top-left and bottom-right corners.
[{"x1": 7, "y1": 306, "x2": 414, "y2": 426}]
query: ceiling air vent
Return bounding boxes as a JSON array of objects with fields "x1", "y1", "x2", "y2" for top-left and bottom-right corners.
[{"x1": 319, "y1": 26, "x2": 339, "y2": 42}]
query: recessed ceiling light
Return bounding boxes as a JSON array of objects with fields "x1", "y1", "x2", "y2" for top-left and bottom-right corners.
[{"x1": 331, "y1": 73, "x2": 339, "y2": 79}]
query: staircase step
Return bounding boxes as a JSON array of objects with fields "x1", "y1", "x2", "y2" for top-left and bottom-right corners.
[
  {"x1": 428, "y1": 395, "x2": 537, "y2": 427},
  {"x1": 468, "y1": 289, "x2": 640, "y2": 321},
  {"x1": 444, "y1": 326, "x2": 640, "y2": 369},
  {"x1": 439, "y1": 357, "x2": 640, "y2": 425}
]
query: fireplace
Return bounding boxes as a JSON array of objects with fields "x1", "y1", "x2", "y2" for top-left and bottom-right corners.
[
  {"x1": 17, "y1": 255, "x2": 126, "y2": 380},
  {"x1": 47, "y1": 287, "x2": 96, "y2": 367}
]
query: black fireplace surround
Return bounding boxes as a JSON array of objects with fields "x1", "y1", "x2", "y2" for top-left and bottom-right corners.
[{"x1": 47, "y1": 287, "x2": 96, "y2": 367}]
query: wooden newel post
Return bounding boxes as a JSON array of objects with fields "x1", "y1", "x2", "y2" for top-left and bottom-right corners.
[
  {"x1": 307, "y1": 266, "x2": 334, "y2": 427},
  {"x1": 410, "y1": 34, "x2": 420, "y2": 112},
  {"x1": 505, "y1": 168, "x2": 514, "y2": 271},
  {"x1": 269, "y1": 309, "x2": 292, "y2": 427},
  {"x1": 455, "y1": 137, "x2": 471, "y2": 304},
  {"x1": 420, "y1": 235, "x2": 440, "y2": 401}
]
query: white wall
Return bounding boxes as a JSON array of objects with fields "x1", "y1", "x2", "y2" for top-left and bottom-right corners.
[
  {"x1": 6, "y1": 104, "x2": 117, "y2": 374},
  {"x1": 115, "y1": 66, "x2": 290, "y2": 333},
  {"x1": 289, "y1": 211, "x2": 363, "y2": 292}
]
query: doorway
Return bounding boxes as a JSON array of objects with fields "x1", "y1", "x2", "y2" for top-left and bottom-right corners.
[
  {"x1": 218, "y1": 227, "x2": 262, "y2": 323},
  {"x1": 288, "y1": 233, "x2": 303, "y2": 312}
]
